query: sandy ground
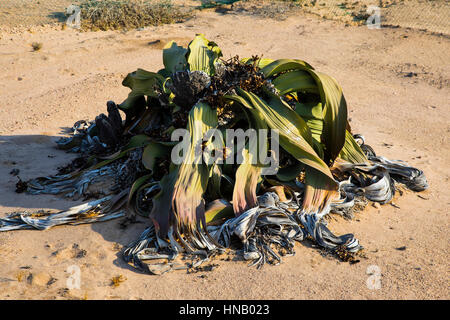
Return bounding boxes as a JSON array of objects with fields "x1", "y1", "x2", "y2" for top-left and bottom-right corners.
[
  {"x1": 1, "y1": 1, "x2": 449, "y2": 35},
  {"x1": 0, "y1": 2, "x2": 449, "y2": 300}
]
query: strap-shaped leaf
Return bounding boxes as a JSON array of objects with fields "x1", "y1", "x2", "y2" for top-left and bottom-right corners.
[
  {"x1": 231, "y1": 108, "x2": 268, "y2": 215},
  {"x1": 338, "y1": 130, "x2": 369, "y2": 164},
  {"x1": 119, "y1": 69, "x2": 165, "y2": 111},
  {"x1": 261, "y1": 59, "x2": 314, "y2": 78},
  {"x1": 223, "y1": 96, "x2": 277, "y2": 215},
  {"x1": 272, "y1": 70, "x2": 318, "y2": 95},
  {"x1": 241, "y1": 57, "x2": 274, "y2": 69},
  {"x1": 163, "y1": 41, "x2": 188, "y2": 74},
  {"x1": 294, "y1": 101, "x2": 323, "y2": 141},
  {"x1": 127, "y1": 174, "x2": 153, "y2": 219},
  {"x1": 171, "y1": 102, "x2": 218, "y2": 234},
  {"x1": 276, "y1": 162, "x2": 304, "y2": 182},
  {"x1": 232, "y1": 89, "x2": 339, "y2": 214},
  {"x1": 294, "y1": 101, "x2": 325, "y2": 158},
  {"x1": 205, "y1": 199, "x2": 234, "y2": 225},
  {"x1": 235, "y1": 89, "x2": 334, "y2": 180},
  {"x1": 269, "y1": 63, "x2": 348, "y2": 162},
  {"x1": 307, "y1": 70, "x2": 347, "y2": 162},
  {"x1": 302, "y1": 167, "x2": 338, "y2": 214},
  {"x1": 150, "y1": 171, "x2": 178, "y2": 237},
  {"x1": 207, "y1": 164, "x2": 222, "y2": 200},
  {"x1": 204, "y1": 126, "x2": 224, "y2": 200},
  {"x1": 142, "y1": 142, "x2": 171, "y2": 172},
  {"x1": 186, "y1": 34, "x2": 222, "y2": 76},
  {"x1": 232, "y1": 146, "x2": 262, "y2": 215}
]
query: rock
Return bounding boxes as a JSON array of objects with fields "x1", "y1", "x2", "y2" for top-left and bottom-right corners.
[
  {"x1": 19, "y1": 265, "x2": 31, "y2": 269},
  {"x1": 372, "y1": 202, "x2": 381, "y2": 209},
  {"x1": 9, "y1": 168, "x2": 20, "y2": 176},
  {"x1": 404, "y1": 72, "x2": 417, "y2": 77}
]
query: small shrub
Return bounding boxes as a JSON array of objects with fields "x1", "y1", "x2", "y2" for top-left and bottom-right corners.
[
  {"x1": 110, "y1": 275, "x2": 126, "y2": 287},
  {"x1": 31, "y1": 42, "x2": 43, "y2": 51},
  {"x1": 231, "y1": 0, "x2": 302, "y2": 20},
  {"x1": 78, "y1": 0, "x2": 193, "y2": 31}
]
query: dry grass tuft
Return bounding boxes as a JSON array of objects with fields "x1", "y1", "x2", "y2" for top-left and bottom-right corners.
[
  {"x1": 110, "y1": 274, "x2": 127, "y2": 287},
  {"x1": 31, "y1": 42, "x2": 43, "y2": 51}
]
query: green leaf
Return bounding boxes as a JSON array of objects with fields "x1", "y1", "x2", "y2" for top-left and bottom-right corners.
[
  {"x1": 294, "y1": 101, "x2": 325, "y2": 158},
  {"x1": 172, "y1": 101, "x2": 218, "y2": 233},
  {"x1": 142, "y1": 142, "x2": 171, "y2": 172},
  {"x1": 207, "y1": 164, "x2": 223, "y2": 200},
  {"x1": 127, "y1": 174, "x2": 154, "y2": 219},
  {"x1": 294, "y1": 102, "x2": 323, "y2": 139},
  {"x1": 123, "y1": 134, "x2": 152, "y2": 149},
  {"x1": 261, "y1": 59, "x2": 314, "y2": 78},
  {"x1": 272, "y1": 70, "x2": 318, "y2": 95},
  {"x1": 157, "y1": 68, "x2": 171, "y2": 79},
  {"x1": 268, "y1": 62, "x2": 348, "y2": 162},
  {"x1": 186, "y1": 34, "x2": 222, "y2": 76},
  {"x1": 232, "y1": 141, "x2": 262, "y2": 215},
  {"x1": 235, "y1": 89, "x2": 333, "y2": 181},
  {"x1": 302, "y1": 166, "x2": 338, "y2": 214},
  {"x1": 226, "y1": 104, "x2": 268, "y2": 215},
  {"x1": 338, "y1": 130, "x2": 369, "y2": 164},
  {"x1": 276, "y1": 162, "x2": 304, "y2": 182},
  {"x1": 241, "y1": 57, "x2": 274, "y2": 69},
  {"x1": 150, "y1": 171, "x2": 178, "y2": 237},
  {"x1": 204, "y1": 124, "x2": 225, "y2": 200},
  {"x1": 205, "y1": 199, "x2": 234, "y2": 225},
  {"x1": 223, "y1": 94, "x2": 253, "y2": 110},
  {"x1": 119, "y1": 69, "x2": 165, "y2": 111},
  {"x1": 307, "y1": 70, "x2": 348, "y2": 162},
  {"x1": 228, "y1": 89, "x2": 339, "y2": 214},
  {"x1": 163, "y1": 41, "x2": 188, "y2": 74}
]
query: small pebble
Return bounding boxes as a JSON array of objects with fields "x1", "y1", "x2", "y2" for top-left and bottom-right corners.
[
  {"x1": 404, "y1": 72, "x2": 417, "y2": 77},
  {"x1": 47, "y1": 277, "x2": 57, "y2": 286},
  {"x1": 9, "y1": 168, "x2": 20, "y2": 176}
]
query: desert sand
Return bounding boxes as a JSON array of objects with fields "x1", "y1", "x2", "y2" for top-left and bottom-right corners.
[{"x1": 0, "y1": 1, "x2": 449, "y2": 300}]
